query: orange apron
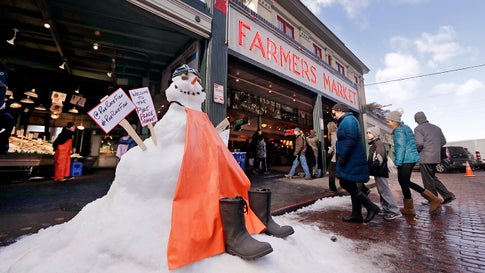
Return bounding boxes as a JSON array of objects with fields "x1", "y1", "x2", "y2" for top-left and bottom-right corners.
[
  {"x1": 167, "y1": 108, "x2": 265, "y2": 269},
  {"x1": 54, "y1": 139, "x2": 72, "y2": 180}
]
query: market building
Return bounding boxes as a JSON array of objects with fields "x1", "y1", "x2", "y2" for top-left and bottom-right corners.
[{"x1": 0, "y1": 0, "x2": 369, "y2": 180}]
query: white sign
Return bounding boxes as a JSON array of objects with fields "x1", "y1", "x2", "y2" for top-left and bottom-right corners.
[
  {"x1": 214, "y1": 83, "x2": 224, "y2": 104},
  {"x1": 87, "y1": 88, "x2": 136, "y2": 134},
  {"x1": 227, "y1": 7, "x2": 359, "y2": 110},
  {"x1": 128, "y1": 87, "x2": 158, "y2": 127},
  {"x1": 70, "y1": 94, "x2": 87, "y2": 107}
]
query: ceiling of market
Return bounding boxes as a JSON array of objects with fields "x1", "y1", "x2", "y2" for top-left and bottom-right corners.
[{"x1": 0, "y1": 0, "x2": 205, "y2": 114}]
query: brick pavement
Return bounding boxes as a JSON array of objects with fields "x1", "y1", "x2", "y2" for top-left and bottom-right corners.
[{"x1": 294, "y1": 170, "x2": 485, "y2": 273}]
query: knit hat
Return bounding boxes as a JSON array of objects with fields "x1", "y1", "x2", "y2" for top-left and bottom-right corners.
[
  {"x1": 414, "y1": 111, "x2": 428, "y2": 124},
  {"x1": 366, "y1": 126, "x2": 380, "y2": 138},
  {"x1": 385, "y1": 110, "x2": 402, "y2": 122},
  {"x1": 332, "y1": 103, "x2": 350, "y2": 112}
]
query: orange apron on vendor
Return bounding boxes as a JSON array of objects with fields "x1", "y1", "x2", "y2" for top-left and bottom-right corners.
[
  {"x1": 54, "y1": 138, "x2": 73, "y2": 180},
  {"x1": 167, "y1": 108, "x2": 266, "y2": 269}
]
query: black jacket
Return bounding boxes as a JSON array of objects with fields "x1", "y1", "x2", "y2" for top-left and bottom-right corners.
[
  {"x1": 53, "y1": 127, "x2": 74, "y2": 151},
  {"x1": 367, "y1": 137, "x2": 389, "y2": 178}
]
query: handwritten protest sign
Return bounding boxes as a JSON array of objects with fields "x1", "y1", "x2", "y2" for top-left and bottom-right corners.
[
  {"x1": 88, "y1": 88, "x2": 147, "y2": 151},
  {"x1": 128, "y1": 87, "x2": 158, "y2": 126},
  {"x1": 88, "y1": 88, "x2": 135, "y2": 133},
  {"x1": 128, "y1": 87, "x2": 158, "y2": 146}
]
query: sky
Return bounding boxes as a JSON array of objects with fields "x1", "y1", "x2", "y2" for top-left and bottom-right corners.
[
  {"x1": 0, "y1": 67, "x2": 398, "y2": 272},
  {"x1": 301, "y1": 0, "x2": 485, "y2": 142}
]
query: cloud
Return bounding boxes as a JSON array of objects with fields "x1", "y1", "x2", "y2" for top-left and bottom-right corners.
[
  {"x1": 372, "y1": 53, "x2": 420, "y2": 102},
  {"x1": 301, "y1": 0, "x2": 370, "y2": 18},
  {"x1": 414, "y1": 26, "x2": 465, "y2": 67}
]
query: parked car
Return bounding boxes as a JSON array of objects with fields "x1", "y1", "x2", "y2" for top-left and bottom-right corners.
[
  {"x1": 436, "y1": 146, "x2": 471, "y2": 173},
  {"x1": 464, "y1": 148, "x2": 481, "y2": 170}
]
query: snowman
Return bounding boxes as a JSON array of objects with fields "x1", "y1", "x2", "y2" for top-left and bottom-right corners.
[{"x1": 0, "y1": 65, "x2": 293, "y2": 272}]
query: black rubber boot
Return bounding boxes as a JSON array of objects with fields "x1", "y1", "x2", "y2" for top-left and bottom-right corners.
[
  {"x1": 355, "y1": 192, "x2": 381, "y2": 223},
  {"x1": 342, "y1": 195, "x2": 364, "y2": 223},
  {"x1": 219, "y1": 196, "x2": 273, "y2": 259},
  {"x1": 248, "y1": 188, "x2": 295, "y2": 238}
]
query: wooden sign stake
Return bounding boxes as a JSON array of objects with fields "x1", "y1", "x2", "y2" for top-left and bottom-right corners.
[{"x1": 119, "y1": 119, "x2": 147, "y2": 151}]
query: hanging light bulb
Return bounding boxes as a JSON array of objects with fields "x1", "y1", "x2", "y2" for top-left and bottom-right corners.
[
  {"x1": 50, "y1": 113, "x2": 60, "y2": 119},
  {"x1": 24, "y1": 88, "x2": 38, "y2": 98},
  {"x1": 34, "y1": 104, "x2": 47, "y2": 111},
  {"x1": 20, "y1": 97, "x2": 34, "y2": 104},
  {"x1": 106, "y1": 72, "x2": 112, "y2": 78},
  {"x1": 6, "y1": 28, "x2": 19, "y2": 45},
  {"x1": 44, "y1": 23, "x2": 51, "y2": 29},
  {"x1": 59, "y1": 61, "x2": 66, "y2": 69},
  {"x1": 93, "y1": 42, "x2": 99, "y2": 50},
  {"x1": 68, "y1": 106, "x2": 79, "y2": 114},
  {"x1": 10, "y1": 102, "x2": 22, "y2": 108}
]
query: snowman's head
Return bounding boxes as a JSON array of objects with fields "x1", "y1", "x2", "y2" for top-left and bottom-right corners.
[{"x1": 166, "y1": 65, "x2": 205, "y2": 111}]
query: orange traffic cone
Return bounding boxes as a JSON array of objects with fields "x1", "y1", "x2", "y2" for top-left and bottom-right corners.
[{"x1": 465, "y1": 161, "x2": 475, "y2": 177}]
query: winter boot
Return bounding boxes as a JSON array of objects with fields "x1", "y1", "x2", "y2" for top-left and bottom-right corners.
[
  {"x1": 355, "y1": 191, "x2": 381, "y2": 223},
  {"x1": 248, "y1": 188, "x2": 294, "y2": 238},
  {"x1": 421, "y1": 189, "x2": 443, "y2": 213},
  {"x1": 400, "y1": 198, "x2": 416, "y2": 215},
  {"x1": 219, "y1": 196, "x2": 273, "y2": 259},
  {"x1": 342, "y1": 195, "x2": 364, "y2": 223}
]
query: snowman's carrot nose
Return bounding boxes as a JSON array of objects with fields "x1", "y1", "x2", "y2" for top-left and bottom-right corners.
[{"x1": 191, "y1": 76, "x2": 199, "y2": 85}]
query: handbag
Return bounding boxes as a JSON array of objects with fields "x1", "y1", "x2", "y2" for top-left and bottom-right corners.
[{"x1": 387, "y1": 156, "x2": 398, "y2": 174}]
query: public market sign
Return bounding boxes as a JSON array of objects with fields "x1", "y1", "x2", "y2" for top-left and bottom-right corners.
[
  {"x1": 88, "y1": 88, "x2": 136, "y2": 134},
  {"x1": 227, "y1": 6, "x2": 359, "y2": 110}
]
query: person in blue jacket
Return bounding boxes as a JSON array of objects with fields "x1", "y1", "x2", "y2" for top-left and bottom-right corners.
[
  {"x1": 385, "y1": 110, "x2": 442, "y2": 214},
  {"x1": 332, "y1": 103, "x2": 380, "y2": 223}
]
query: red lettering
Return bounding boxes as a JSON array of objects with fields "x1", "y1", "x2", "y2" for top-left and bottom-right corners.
[
  {"x1": 280, "y1": 46, "x2": 292, "y2": 71},
  {"x1": 292, "y1": 54, "x2": 300, "y2": 76},
  {"x1": 249, "y1": 32, "x2": 266, "y2": 58},
  {"x1": 301, "y1": 59, "x2": 310, "y2": 81},
  {"x1": 238, "y1": 20, "x2": 250, "y2": 46},
  {"x1": 267, "y1": 38, "x2": 279, "y2": 65},
  {"x1": 310, "y1": 66, "x2": 317, "y2": 84}
]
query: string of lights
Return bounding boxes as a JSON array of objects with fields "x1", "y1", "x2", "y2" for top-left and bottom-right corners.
[{"x1": 365, "y1": 63, "x2": 485, "y2": 86}]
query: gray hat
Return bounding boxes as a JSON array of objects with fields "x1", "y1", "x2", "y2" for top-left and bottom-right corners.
[
  {"x1": 386, "y1": 110, "x2": 402, "y2": 122},
  {"x1": 366, "y1": 126, "x2": 380, "y2": 137},
  {"x1": 332, "y1": 103, "x2": 350, "y2": 112},
  {"x1": 414, "y1": 111, "x2": 428, "y2": 124},
  {"x1": 294, "y1": 127, "x2": 301, "y2": 133}
]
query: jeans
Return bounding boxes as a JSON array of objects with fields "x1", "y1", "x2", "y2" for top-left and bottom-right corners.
[
  {"x1": 288, "y1": 154, "x2": 311, "y2": 179},
  {"x1": 375, "y1": 176, "x2": 400, "y2": 214}
]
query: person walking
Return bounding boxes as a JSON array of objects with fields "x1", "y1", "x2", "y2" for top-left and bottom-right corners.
[
  {"x1": 0, "y1": 82, "x2": 14, "y2": 155},
  {"x1": 385, "y1": 110, "x2": 442, "y2": 214},
  {"x1": 326, "y1": 122, "x2": 338, "y2": 192},
  {"x1": 53, "y1": 121, "x2": 76, "y2": 182},
  {"x1": 255, "y1": 132, "x2": 269, "y2": 174},
  {"x1": 414, "y1": 111, "x2": 456, "y2": 204},
  {"x1": 285, "y1": 128, "x2": 312, "y2": 180},
  {"x1": 249, "y1": 129, "x2": 263, "y2": 174},
  {"x1": 366, "y1": 126, "x2": 401, "y2": 220},
  {"x1": 332, "y1": 103, "x2": 380, "y2": 223},
  {"x1": 306, "y1": 129, "x2": 319, "y2": 177}
]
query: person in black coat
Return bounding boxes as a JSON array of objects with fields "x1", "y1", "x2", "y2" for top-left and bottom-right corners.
[
  {"x1": 366, "y1": 126, "x2": 400, "y2": 220},
  {"x1": 0, "y1": 81, "x2": 14, "y2": 155}
]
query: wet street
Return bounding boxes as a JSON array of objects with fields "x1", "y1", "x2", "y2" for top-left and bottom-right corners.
[{"x1": 296, "y1": 170, "x2": 485, "y2": 273}]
